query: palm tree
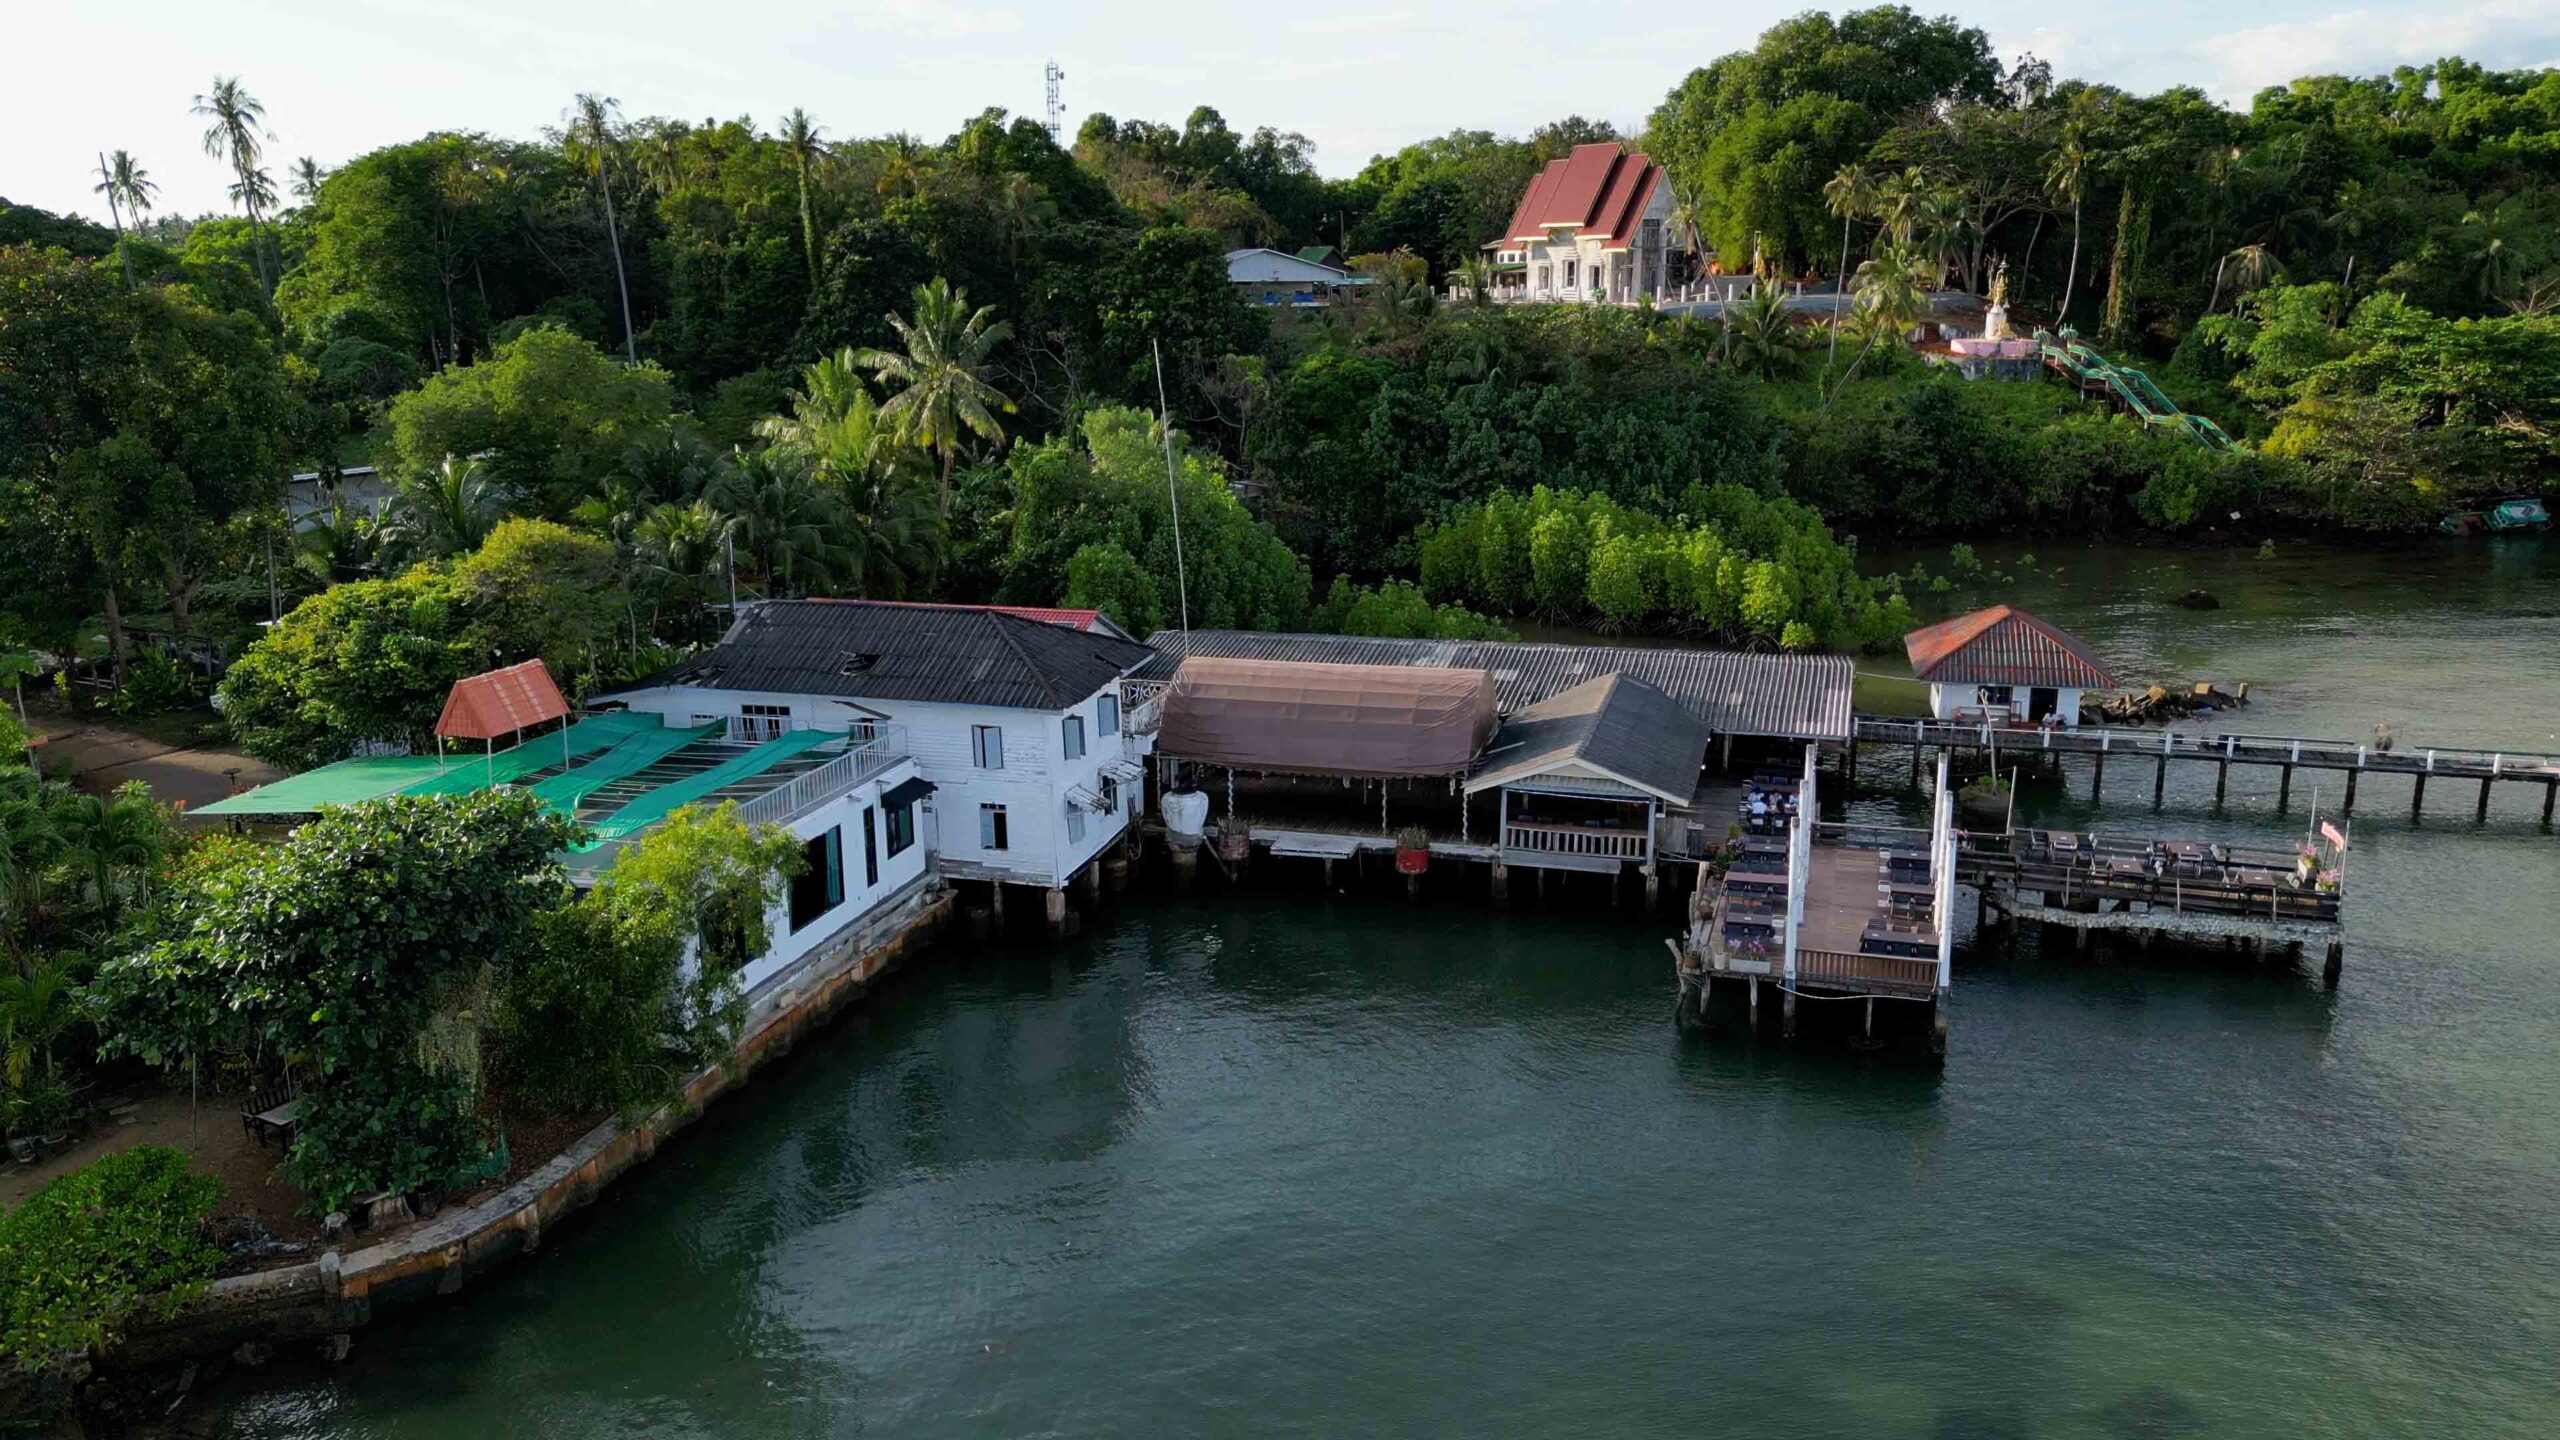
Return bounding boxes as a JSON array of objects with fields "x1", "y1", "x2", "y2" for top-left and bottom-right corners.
[
  {"x1": 1666, "y1": 184, "x2": 1711, "y2": 289},
  {"x1": 228, "y1": 165, "x2": 278, "y2": 246},
  {"x1": 0, "y1": 771, "x2": 65, "y2": 970},
  {"x1": 2462, "y1": 207, "x2": 2522, "y2": 303},
  {"x1": 290, "y1": 155, "x2": 324, "y2": 202},
  {"x1": 1722, "y1": 283, "x2": 1795, "y2": 381},
  {"x1": 853, "y1": 279, "x2": 1015, "y2": 517},
  {"x1": 2045, "y1": 135, "x2": 2089, "y2": 325},
  {"x1": 1820, "y1": 164, "x2": 1876, "y2": 363},
  {"x1": 1872, "y1": 167, "x2": 1932, "y2": 246},
  {"x1": 52, "y1": 782, "x2": 168, "y2": 918},
  {"x1": 754, "y1": 351, "x2": 944, "y2": 595},
  {"x1": 994, "y1": 170, "x2": 1057, "y2": 279},
  {"x1": 1823, "y1": 244, "x2": 1932, "y2": 404},
  {"x1": 390, "y1": 454, "x2": 506, "y2": 559},
  {"x1": 634, "y1": 498, "x2": 736, "y2": 629},
  {"x1": 570, "y1": 92, "x2": 639, "y2": 363},
  {"x1": 710, "y1": 451, "x2": 851, "y2": 597},
  {"x1": 777, "y1": 109, "x2": 828, "y2": 296},
  {"x1": 92, "y1": 150, "x2": 156, "y2": 291},
  {"x1": 2209, "y1": 243, "x2": 2283, "y2": 312},
  {"x1": 193, "y1": 76, "x2": 273, "y2": 290}
]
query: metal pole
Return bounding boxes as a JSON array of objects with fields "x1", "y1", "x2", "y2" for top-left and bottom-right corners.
[{"x1": 1152, "y1": 339, "x2": 1191, "y2": 634}]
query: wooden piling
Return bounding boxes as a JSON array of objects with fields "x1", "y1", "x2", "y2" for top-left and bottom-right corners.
[
  {"x1": 2412, "y1": 773, "x2": 2427, "y2": 818},
  {"x1": 2544, "y1": 779, "x2": 2557, "y2": 828},
  {"x1": 1909, "y1": 742, "x2": 1922, "y2": 788},
  {"x1": 1781, "y1": 986, "x2": 1796, "y2": 1039},
  {"x1": 2091, "y1": 750, "x2": 2105, "y2": 801},
  {"x1": 2277, "y1": 763, "x2": 2292, "y2": 810},
  {"x1": 991, "y1": 881, "x2": 1009, "y2": 931},
  {"x1": 2153, "y1": 752, "x2": 2168, "y2": 808},
  {"x1": 2323, "y1": 941, "x2": 2343, "y2": 987},
  {"x1": 2477, "y1": 775, "x2": 2494, "y2": 823},
  {"x1": 2216, "y1": 759, "x2": 2229, "y2": 806},
  {"x1": 1748, "y1": 975, "x2": 1759, "y2": 1030},
  {"x1": 1489, "y1": 859, "x2": 1508, "y2": 903},
  {"x1": 2343, "y1": 768, "x2": 2358, "y2": 812}
]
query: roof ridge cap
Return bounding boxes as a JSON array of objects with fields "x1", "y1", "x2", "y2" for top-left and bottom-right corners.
[{"x1": 982, "y1": 610, "x2": 1060, "y2": 708}]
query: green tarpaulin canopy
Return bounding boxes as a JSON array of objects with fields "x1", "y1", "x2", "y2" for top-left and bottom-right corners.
[{"x1": 194, "y1": 712, "x2": 670, "y2": 816}]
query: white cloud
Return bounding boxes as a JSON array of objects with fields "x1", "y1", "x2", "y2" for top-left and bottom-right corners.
[{"x1": 2190, "y1": 1, "x2": 2560, "y2": 104}]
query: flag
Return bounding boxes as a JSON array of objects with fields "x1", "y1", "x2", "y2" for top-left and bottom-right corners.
[{"x1": 2321, "y1": 820, "x2": 2348, "y2": 852}]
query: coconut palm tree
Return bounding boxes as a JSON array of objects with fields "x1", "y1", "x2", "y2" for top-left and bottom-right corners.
[
  {"x1": 1822, "y1": 244, "x2": 1933, "y2": 404},
  {"x1": 1722, "y1": 282, "x2": 1795, "y2": 380},
  {"x1": 2462, "y1": 207, "x2": 2522, "y2": 303},
  {"x1": 91, "y1": 150, "x2": 156, "y2": 291},
  {"x1": 0, "y1": 771, "x2": 65, "y2": 970},
  {"x1": 192, "y1": 76, "x2": 273, "y2": 290},
  {"x1": 778, "y1": 108, "x2": 827, "y2": 296},
  {"x1": 993, "y1": 170, "x2": 1057, "y2": 279},
  {"x1": 1820, "y1": 164, "x2": 1877, "y2": 363},
  {"x1": 52, "y1": 782, "x2": 169, "y2": 918},
  {"x1": 755, "y1": 351, "x2": 944, "y2": 595},
  {"x1": 569, "y1": 92, "x2": 639, "y2": 363},
  {"x1": 228, "y1": 165, "x2": 278, "y2": 247},
  {"x1": 710, "y1": 450, "x2": 854, "y2": 597},
  {"x1": 390, "y1": 454, "x2": 506, "y2": 559},
  {"x1": 853, "y1": 279, "x2": 1015, "y2": 517},
  {"x1": 2209, "y1": 243, "x2": 2284, "y2": 312},
  {"x1": 2044, "y1": 134, "x2": 2089, "y2": 325},
  {"x1": 290, "y1": 155, "x2": 324, "y2": 202}
]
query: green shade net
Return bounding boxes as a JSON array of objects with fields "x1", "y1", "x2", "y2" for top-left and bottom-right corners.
[
  {"x1": 523, "y1": 720, "x2": 723, "y2": 812},
  {"x1": 573, "y1": 727, "x2": 841, "y2": 849},
  {"x1": 195, "y1": 712, "x2": 675, "y2": 816}
]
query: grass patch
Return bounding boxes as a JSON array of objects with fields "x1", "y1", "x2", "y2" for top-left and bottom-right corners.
[{"x1": 1852, "y1": 670, "x2": 1932, "y2": 718}]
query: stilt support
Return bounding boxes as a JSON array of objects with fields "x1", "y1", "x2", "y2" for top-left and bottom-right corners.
[
  {"x1": 2544, "y1": 779, "x2": 2557, "y2": 828},
  {"x1": 991, "y1": 882, "x2": 1009, "y2": 932},
  {"x1": 1405, "y1": 872, "x2": 1420, "y2": 903},
  {"x1": 2091, "y1": 751, "x2": 2105, "y2": 801},
  {"x1": 1781, "y1": 986, "x2": 1796, "y2": 1039},
  {"x1": 1044, "y1": 887, "x2": 1068, "y2": 940},
  {"x1": 2344, "y1": 768, "x2": 2358, "y2": 812},
  {"x1": 1490, "y1": 859, "x2": 1508, "y2": 903},
  {"x1": 2477, "y1": 776, "x2": 2494, "y2": 823},
  {"x1": 2152, "y1": 753, "x2": 2168, "y2": 808},
  {"x1": 2215, "y1": 760, "x2": 2229, "y2": 806},
  {"x1": 2277, "y1": 763, "x2": 2293, "y2": 810},
  {"x1": 1644, "y1": 868, "x2": 1660, "y2": 912},
  {"x1": 2412, "y1": 773, "x2": 2427, "y2": 819},
  {"x1": 1170, "y1": 845, "x2": 1198, "y2": 889},
  {"x1": 2322, "y1": 941, "x2": 2343, "y2": 987},
  {"x1": 1749, "y1": 976, "x2": 1760, "y2": 1030}
]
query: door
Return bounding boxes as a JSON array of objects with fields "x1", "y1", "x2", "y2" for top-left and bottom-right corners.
[{"x1": 2028, "y1": 687, "x2": 2059, "y2": 723}]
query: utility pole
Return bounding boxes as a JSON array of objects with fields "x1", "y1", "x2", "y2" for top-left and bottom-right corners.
[
  {"x1": 1152, "y1": 340, "x2": 1190, "y2": 634},
  {"x1": 1044, "y1": 61, "x2": 1067, "y2": 141}
]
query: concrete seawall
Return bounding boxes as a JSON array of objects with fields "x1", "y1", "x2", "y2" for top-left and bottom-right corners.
[{"x1": 100, "y1": 883, "x2": 954, "y2": 1375}]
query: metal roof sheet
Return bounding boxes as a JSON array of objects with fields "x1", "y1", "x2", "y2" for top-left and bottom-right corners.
[
  {"x1": 620, "y1": 600, "x2": 1155, "y2": 711},
  {"x1": 1466, "y1": 673, "x2": 1711, "y2": 803},
  {"x1": 1902, "y1": 605, "x2": 2116, "y2": 690},
  {"x1": 436, "y1": 659, "x2": 569, "y2": 740},
  {"x1": 1137, "y1": 632, "x2": 1852, "y2": 742}
]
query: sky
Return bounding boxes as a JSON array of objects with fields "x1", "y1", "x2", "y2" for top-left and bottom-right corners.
[{"x1": 10, "y1": 0, "x2": 2560, "y2": 223}]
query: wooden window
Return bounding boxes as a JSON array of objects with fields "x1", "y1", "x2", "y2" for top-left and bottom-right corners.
[
  {"x1": 1099, "y1": 693, "x2": 1120, "y2": 735},
  {"x1": 787, "y1": 827, "x2": 843, "y2": 932},
  {"x1": 1062, "y1": 714, "x2": 1086, "y2": 761},
  {"x1": 972, "y1": 725, "x2": 1004, "y2": 769},
  {"x1": 741, "y1": 703, "x2": 791, "y2": 742},
  {"x1": 1066, "y1": 798, "x2": 1087, "y2": 845},
  {"x1": 884, "y1": 799, "x2": 916, "y2": 858},
  {"x1": 979, "y1": 803, "x2": 1009, "y2": 851}
]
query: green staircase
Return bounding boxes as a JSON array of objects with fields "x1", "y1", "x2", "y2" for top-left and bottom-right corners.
[{"x1": 2035, "y1": 329, "x2": 2233, "y2": 450}]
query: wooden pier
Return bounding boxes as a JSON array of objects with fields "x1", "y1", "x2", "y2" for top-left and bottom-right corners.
[{"x1": 1850, "y1": 716, "x2": 2560, "y2": 821}]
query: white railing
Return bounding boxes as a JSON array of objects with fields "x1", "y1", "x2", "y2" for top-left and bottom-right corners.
[
  {"x1": 1503, "y1": 821, "x2": 1646, "y2": 858},
  {"x1": 736, "y1": 726, "x2": 907, "y2": 828}
]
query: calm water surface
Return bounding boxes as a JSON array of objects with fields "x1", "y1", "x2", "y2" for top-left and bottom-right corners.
[{"x1": 204, "y1": 541, "x2": 2560, "y2": 1438}]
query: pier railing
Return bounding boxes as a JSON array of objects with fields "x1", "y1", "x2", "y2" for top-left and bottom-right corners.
[
  {"x1": 736, "y1": 728, "x2": 907, "y2": 829},
  {"x1": 1853, "y1": 716, "x2": 2560, "y2": 780},
  {"x1": 1504, "y1": 820, "x2": 1647, "y2": 858},
  {"x1": 1794, "y1": 947, "x2": 1940, "y2": 995}
]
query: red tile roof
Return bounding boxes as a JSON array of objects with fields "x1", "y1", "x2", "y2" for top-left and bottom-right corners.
[
  {"x1": 436, "y1": 659, "x2": 569, "y2": 741},
  {"x1": 1903, "y1": 606, "x2": 2117, "y2": 690},
  {"x1": 1501, "y1": 144, "x2": 1667, "y2": 247}
]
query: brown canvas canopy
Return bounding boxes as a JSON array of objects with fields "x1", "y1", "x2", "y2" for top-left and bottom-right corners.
[{"x1": 1156, "y1": 657, "x2": 1497, "y2": 779}]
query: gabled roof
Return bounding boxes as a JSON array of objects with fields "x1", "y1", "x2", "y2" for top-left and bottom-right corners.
[
  {"x1": 1294, "y1": 245, "x2": 1343, "y2": 267},
  {"x1": 436, "y1": 659, "x2": 568, "y2": 741},
  {"x1": 1225, "y1": 247, "x2": 1353, "y2": 285},
  {"x1": 1500, "y1": 144, "x2": 1666, "y2": 245},
  {"x1": 845, "y1": 599, "x2": 1135, "y2": 642},
  {"x1": 1155, "y1": 656, "x2": 1498, "y2": 779},
  {"x1": 1903, "y1": 605, "x2": 2117, "y2": 690},
  {"x1": 1464, "y1": 673, "x2": 1710, "y2": 805},
  {"x1": 618, "y1": 600, "x2": 1155, "y2": 711}
]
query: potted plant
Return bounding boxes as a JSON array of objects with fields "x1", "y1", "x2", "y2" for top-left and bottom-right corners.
[
  {"x1": 18, "y1": 1076, "x2": 77, "y2": 1156},
  {"x1": 1394, "y1": 826, "x2": 1431, "y2": 874},
  {"x1": 3, "y1": 1092, "x2": 32, "y2": 1164}
]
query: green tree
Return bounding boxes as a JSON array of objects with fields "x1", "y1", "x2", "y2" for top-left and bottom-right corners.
[
  {"x1": 778, "y1": 108, "x2": 827, "y2": 296},
  {"x1": 569, "y1": 92, "x2": 640, "y2": 362},
  {"x1": 192, "y1": 76, "x2": 273, "y2": 290},
  {"x1": 854, "y1": 278, "x2": 1016, "y2": 516},
  {"x1": 379, "y1": 324, "x2": 675, "y2": 515},
  {"x1": 91, "y1": 150, "x2": 157, "y2": 292}
]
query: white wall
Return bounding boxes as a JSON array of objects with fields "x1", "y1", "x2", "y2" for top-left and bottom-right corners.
[
  {"x1": 610, "y1": 679, "x2": 1140, "y2": 889},
  {"x1": 1927, "y1": 683, "x2": 2084, "y2": 725},
  {"x1": 737, "y1": 756, "x2": 930, "y2": 993}
]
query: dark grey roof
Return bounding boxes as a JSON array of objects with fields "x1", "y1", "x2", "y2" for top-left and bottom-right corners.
[
  {"x1": 1136, "y1": 631, "x2": 1852, "y2": 742},
  {"x1": 622, "y1": 601, "x2": 1155, "y2": 711},
  {"x1": 1466, "y1": 673, "x2": 1712, "y2": 802}
]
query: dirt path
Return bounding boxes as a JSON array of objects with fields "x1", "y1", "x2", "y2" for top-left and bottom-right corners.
[{"x1": 30, "y1": 717, "x2": 279, "y2": 813}]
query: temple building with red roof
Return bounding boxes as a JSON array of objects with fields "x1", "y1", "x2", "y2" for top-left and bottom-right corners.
[
  {"x1": 1902, "y1": 605, "x2": 2118, "y2": 727},
  {"x1": 1482, "y1": 143, "x2": 1677, "y2": 304}
]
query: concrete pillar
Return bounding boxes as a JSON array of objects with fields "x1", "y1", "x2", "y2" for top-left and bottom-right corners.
[
  {"x1": 1536, "y1": 867, "x2": 1547, "y2": 902},
  {"x1": 1322, "y1": 857, "x2": 1334, "y2": 888},
  {"x1": 1081, "y1": 859, "x2": 1103, "y2": 901},
  {"x1": 1645, "y1": 868, "x2": 1661, "y2": 912},
  {"x1": 2344, "y1": 768, "x2": 2358, "y2": 812},
  {"x1": 1490, "y1": 859, "x2": 1509, "y2": 903},
  {"x1": 2323, "y1": 940, "x2": 2343, "y2": 987},
  {"x1": 1864, "y1": 996, "x2": 1875, "y2": 1041},
  {"x1": 1930, "y1": 993, "x2": 1949, "y2": 1057},
  {"x1": 2091, "y1": 751, "x2": 2105, "y2": 801},
  {"x1": 2477, "y1": 776, "x2": 2494, "y2": 823},
  {"x1": 2278, "y1": 763, "x2": 2292, "y2": 810},
  {"x1": 2411, "y1": 773, "x2": 2427, "y2": 819},
  {"x1": 1781, "y1": 987, "x2": 1797, "y2": 1039},
  {"x1": 1104, "y1": 852, "x2": 1130, "y2": 892},
  {"x1": 1721, "y1": 732, "x2": 1736, "y2": 772},
  {"x1": 990, "y1": 882, "x2": 1008, "y2": 933},
  {"x1": 1171, "y1": 845, "x2": 1199, "y2": 889},
  {"x1": 1044, "y1": 887, "x2": 1068, "y2": 940},
  {"x1": 2544, "y1": 779, "x2": 2557, "y2": 828},
  {"x1": 1749, "y1": 975, "x2": 1760, "y2": 1030},
  {"x1": 2215, "y1": 759, "x2": 2229, "y2": 806},
  {"x1": 2153, "y1": 753, "x2": 2168, "y2": 808}
]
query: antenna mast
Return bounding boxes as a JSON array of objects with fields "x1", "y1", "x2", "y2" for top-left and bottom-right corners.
[
  {"x1": 1044, "y1": 60, "x2": 1067, "y2": 141},
  {"x1": 1152, "y1": 340, "x2": 1191, "y2": 635}
]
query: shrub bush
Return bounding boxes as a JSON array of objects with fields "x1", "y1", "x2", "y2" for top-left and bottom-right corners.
[{"x1": 0, "y1": 1147, "x2": 221, "y2": 1373}]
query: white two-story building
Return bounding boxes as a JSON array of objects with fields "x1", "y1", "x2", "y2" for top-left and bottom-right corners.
[{"x1": 601, "y1": 601, "x2": 1157, "y2": 923}]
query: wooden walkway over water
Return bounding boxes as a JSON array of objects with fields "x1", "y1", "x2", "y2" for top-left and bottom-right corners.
[{"x1": 1850, "y1": 716, "x2": 2560, "y2": 821}]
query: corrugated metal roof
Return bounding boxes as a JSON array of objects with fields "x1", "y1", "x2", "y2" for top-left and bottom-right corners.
[
  {"x1": 1137, "y1": 632, "x2": 1852, "y2": 742},
  {"x1": 435, "y1": 659, "x2": 569, "y2": 740},
  {"x1": 617, "y1": 600, "x2": 1155, "y2": 711},
  {"x1": 1466, "y1": 673, "x2": 1711, "y2": 802},
  {"x1": 1903, "y1": 605, "x2": 2116, "y2": 690}
]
